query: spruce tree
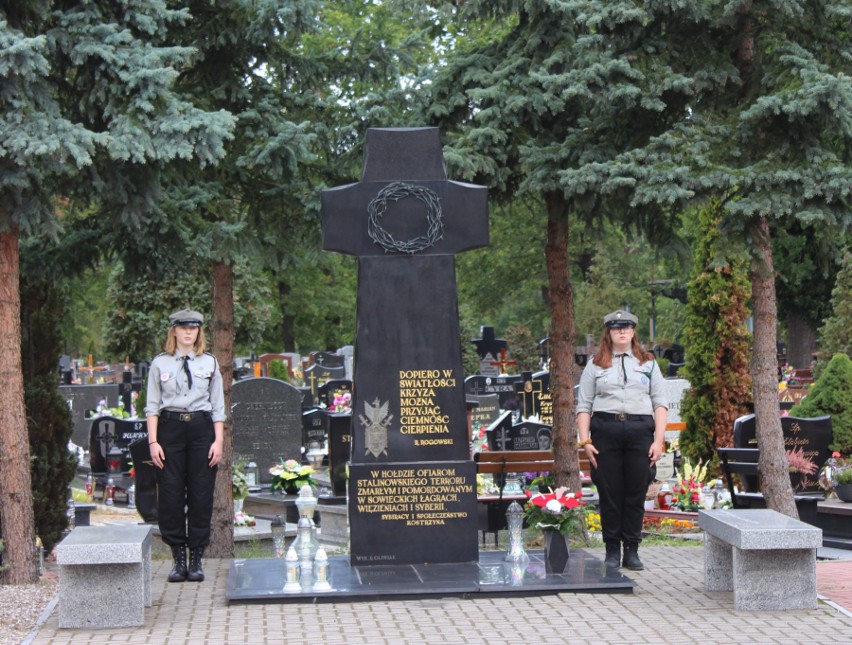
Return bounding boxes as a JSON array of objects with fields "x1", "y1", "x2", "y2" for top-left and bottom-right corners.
[{"x1": 1, "y1": 2, "x2": 233, "y2": 584}]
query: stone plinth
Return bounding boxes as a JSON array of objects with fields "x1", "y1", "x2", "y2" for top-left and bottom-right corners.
[{"x1": 56, "y1": 524, "x2": 152, "y2": 628}]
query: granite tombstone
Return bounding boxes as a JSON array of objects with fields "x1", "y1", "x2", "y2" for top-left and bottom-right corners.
[
  {"x1": 463, "y1": 374, "x2": 523, "y2": 410},
  {"x1": 733, "y1": 413, "x2": 833, "y2": 493},
  {"x1": 516, "y1": 370, "x2": 552, "y2": 425},
  {"x1": 322, "y1": 127, "x2": 487, "y2": 566},
  {"x1": 231, "y1": 378, "x2": 303, "y2": 485}
]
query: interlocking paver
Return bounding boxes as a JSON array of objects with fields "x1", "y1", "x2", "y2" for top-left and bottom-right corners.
[{"x1": 27, "y1": 545, "x2": 852, "y2": 645}]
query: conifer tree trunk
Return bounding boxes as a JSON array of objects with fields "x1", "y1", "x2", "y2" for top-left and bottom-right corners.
[
  {"x1": 750, "y1": 215, "x2": 798, "y2": 518},
  {"x1": 544, "y1": 191, "x2": 580, "y2": 492},
  {"x1": 0, "y1": 226, "x2": 38, "y2": 584},
  {"x1": 208, "y1": 260, "x2": 235, "y2": 558}
]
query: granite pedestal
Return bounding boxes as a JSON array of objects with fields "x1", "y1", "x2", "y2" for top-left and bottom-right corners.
[
  {"x1": 226, "y1": 548, "x2": 634, "y2": 603},
  {"x1": 56, "y1": 524, "x2": 153, "y2": 628},
  {"x1": 698, "y1": 509, "x2": 822, "y2": 610}
]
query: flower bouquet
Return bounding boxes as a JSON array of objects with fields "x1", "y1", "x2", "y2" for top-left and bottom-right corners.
[
  {"x1": 233, "y1": 511, "x2": 256, "y2": 527},
  {"x1": 269, "y1": 458, "x2": 317, "y2": 494},
  {"x1": 671, "y1": 459, "x2": 708, "y2": 512},
  {"x1": 328, "y1": 391, "x2": 352, "y2": 414},
  {"x1": 523, "y1": 487, "x2": 586, "y2": 537}
]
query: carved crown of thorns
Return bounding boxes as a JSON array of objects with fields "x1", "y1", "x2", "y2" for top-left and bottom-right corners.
[{"x1": 367, "y1": 182, "x2": 444, "y2": 254}]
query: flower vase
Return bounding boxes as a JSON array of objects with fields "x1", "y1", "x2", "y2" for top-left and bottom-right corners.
[
  {"x1": 835, "y1": 484, "x2": 852, "y2": 503},
  {"x1": 234, "y1": 498, "x2": 244, "y2": 514},
  {"x1": 542, "y1": 530, "x2": 570, "y2": 574}
]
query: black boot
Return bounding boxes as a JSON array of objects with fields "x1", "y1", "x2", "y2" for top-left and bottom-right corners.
[
  {"x1": 187, "y1": 547, "x2": 205, "y2": 582},
  {"x1": 622, "y1": 542, "x2": 644, "y2": 571},
  {"x1": 604, "y1": 540, "x2": 621, "y2": 568},
  {"x1": 168, "y1": 545, "x2": 187, "y2": 582}
]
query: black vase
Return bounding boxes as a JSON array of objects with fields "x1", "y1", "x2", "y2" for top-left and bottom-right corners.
[{"x1": 543, "y1": 530, "x2": 570, "y2": 574}]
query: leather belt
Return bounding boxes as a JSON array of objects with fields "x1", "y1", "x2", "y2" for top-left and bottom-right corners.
[
  {"x1": 161, "y1": 410, "x2": 208, "y2": 423},
  {"x1": 594, "y1": 412, "x2": 652, "y2": 422}
]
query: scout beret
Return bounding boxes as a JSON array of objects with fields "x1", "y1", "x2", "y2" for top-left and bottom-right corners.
[
  {"x1": 169, "y1": 308, "x2": 204, "y2": 327},
  {"x1": 603, "y1": 310, "x2": 638, "y2": 328}
]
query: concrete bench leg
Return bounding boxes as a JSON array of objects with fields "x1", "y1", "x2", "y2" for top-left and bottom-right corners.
[
  {"x1": 732, "y1": 548, "x2": 817, "y2": 611},
  {"x1": 59, "y1": 561, "x2": 147, "y2": 628},
  {"x1": 704, "y1": 534, "x2": 733, "y2": 592}
]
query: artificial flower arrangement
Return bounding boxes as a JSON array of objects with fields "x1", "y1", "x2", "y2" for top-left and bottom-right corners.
[
  {"x1": 832, "y1": 452, "x2": 852, "y2": 485},
  {"x1": 786, "y1": 446, "x2": 818, "y2": 475},
  {"x1": 233, "y1": 511, "x2": 256, "y2": 527},
  {"x1": 269, "y1": 458, "x2": 317, "y2": 494},
  {"x1": 476, "y1": 473, "x2": 500, "y2": 495},
  {"x1": 471, "y1": 423, "x2": 489, "y2": 453},
  {"x1": 523, "y1": 487, "x2": 586, "y2": 537},
  {"x1": 232, "y1": 465, "x2": 250, "y2": 501},
  {"x1": 328, "y1": 391, "x2": 352, "y2": 414},
  {"x1": 671, "y1": 459, "x2": 709, "y2": 512}
]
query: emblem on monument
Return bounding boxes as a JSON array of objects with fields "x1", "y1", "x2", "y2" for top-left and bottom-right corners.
[{"x1": 359, "y1": 398, "x2": 393, "y2": 458}]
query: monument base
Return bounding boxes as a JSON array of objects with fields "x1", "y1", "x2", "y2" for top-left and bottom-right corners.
[{"x1": 225, "y1": 548, "x2": 635, "y2": 603}]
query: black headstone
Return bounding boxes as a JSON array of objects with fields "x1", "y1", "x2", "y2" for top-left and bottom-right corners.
[
  {"x1": 472, "y1": 326, "x2": 507, "y2": 377},
  {"x1": 302, "y1": 407, "x2": 329, "y2": 450},
  {"x1": 464, "y1": 374, "x2": 523, "y2": 410},
  {"x1": 322, "y1": 127, "x2": 487, "y2": 566},
  {"x1": 60, "y1": 384, "x2": 126, "y2": 447},
  {"x1": 304, "y1": 363, "x2": 347, "y2": 405},
  {"x1": 515, "y1": 370, "x2": 552, "y2": 425},
  {"x1": 733, "y1": 413, "x2": 833, "y2": 493},
  {"x1": 486, "y1": 413, "x2": 551, "y2": 452},
  {"x1": 231, "y1": 378, "x2": 303, "y2": 484},
  {"x1": 327, "y1": 413, "x2": 352, "y2": 496},
  {"x1": 317, "y1": 379, "x2": 353, "y2": 408}
]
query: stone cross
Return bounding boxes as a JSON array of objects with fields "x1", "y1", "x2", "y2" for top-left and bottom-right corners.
[{"x1": 321, "y1": 127, "x2": 487, "y2": 566}]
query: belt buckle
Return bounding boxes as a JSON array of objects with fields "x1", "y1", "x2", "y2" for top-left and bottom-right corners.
[
  {"x1": 615, "y1": 412, "x2": 627, "y2": 421},
  {"x1": 179, "y1": 413, "x2": 193, "y2": 423}
]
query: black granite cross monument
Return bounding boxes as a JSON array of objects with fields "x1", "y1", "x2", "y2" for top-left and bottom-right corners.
[{"x1": 322, "y1": 127, "x2": 488, "y2": 566}]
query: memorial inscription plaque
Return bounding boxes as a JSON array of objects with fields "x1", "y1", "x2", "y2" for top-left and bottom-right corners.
[{"x1": 322, "y1": 127, "x2": 487, "y2": 565}]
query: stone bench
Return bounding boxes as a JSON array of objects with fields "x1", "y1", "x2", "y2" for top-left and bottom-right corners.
[
  {"x1": 698, "y1": 509, "x2": 822, "y2": 611},
  {"x1": 56, "y1": 524, "x2": 153, "y2": 628}
]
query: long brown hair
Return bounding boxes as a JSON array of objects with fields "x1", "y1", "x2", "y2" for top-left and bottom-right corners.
[
  {"x1": 593, "y1": 328, "x2": 654, "y2": 369},
  {"x1": 164, "y1": 326, "x2": 207, "y2": 355}
]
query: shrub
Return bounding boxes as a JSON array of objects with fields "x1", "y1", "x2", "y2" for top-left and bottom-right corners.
[{"x1": 790, "y1": 353, "x2": 852, "y2": 454}]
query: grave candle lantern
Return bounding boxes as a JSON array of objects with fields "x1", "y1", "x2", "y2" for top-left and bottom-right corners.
[
  {"x1": 504, "y1": 501, "x2": 529, "y2": 563},
  {"x1": 271, "y1": 514, "x2": 287, "y2": 558}
]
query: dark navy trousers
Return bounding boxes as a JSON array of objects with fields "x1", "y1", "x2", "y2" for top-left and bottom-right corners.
[
  {"x1": 156, "y1": 413, "x2": 217, "y2": 548},
  {"x1": 590, "y1": 415, "x2": 655, "y2": 544}
]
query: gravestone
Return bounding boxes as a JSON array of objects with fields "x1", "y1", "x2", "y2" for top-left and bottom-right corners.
[
  {"x1": 89, "y1": 416, "x2": 147, "y2": 475},
  {"x1": 663, "y1": 377, "x2": 691, "y2": 444},
  {"x1": 304, "y1": 360, "x2": 346, "y2": 406},
  {"x1": 231, "y1": 378, "x2": 303, "y2": 485},
  {"x1": 733, "y1": 413, "x2": 833, "y2": 493},
  {"x1": 472, "y1": 327, "x2": 507, "y2": 377},
  {"x1": 60, "y1": 384, "x2": 124, "y2": 447},
  {"x1": 302, "y1": 407, "x2": 328, "y2": 451},
  {"x1": 468, "y1": 394, "x2": 501, "y2": 433},
  {"x1": 258, "y1": 353, "x2": 294, "y2": 379},
  {"x1": 327, "y1": 412, "x2": 352, "y2": 497},
  {"x1": 486, "y1": 413, "x2": 551, "y2": 452},
  {"x1": 515, "y1": 370, "x2": 552, "y2": 425},
  {"x1": 337, "y1": 345, "x2": 355, "y2": 380},
  {"x1": 463, "y1": 374, "x2": 523, "y2": 410},
  {"x1": 317, "y1": 379, "x2": 353, "y2": 409},
  {"x1": 321, "y1": 127, "x2": 487, "y2": 566}
]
